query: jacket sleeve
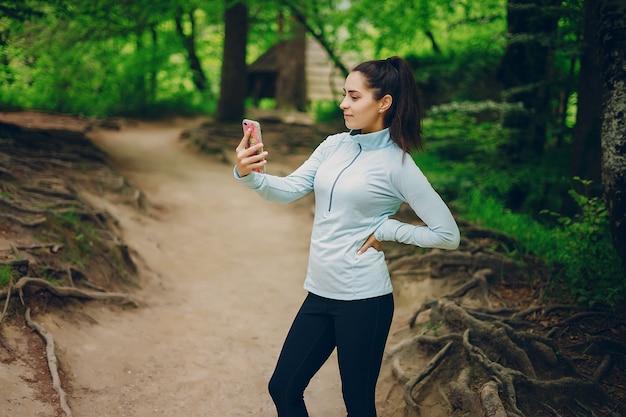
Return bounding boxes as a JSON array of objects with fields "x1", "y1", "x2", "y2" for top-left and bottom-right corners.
[
  {"x1": 234, "y1": 141, "x2": 326, "y2": 204},
  {"x1": 373, "y1": 157, "x2": 460, "y2": 250}
]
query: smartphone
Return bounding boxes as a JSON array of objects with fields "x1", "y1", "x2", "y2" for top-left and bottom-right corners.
[{"x1": 242, "y1": 118, "x2": 265, "y2": 173}]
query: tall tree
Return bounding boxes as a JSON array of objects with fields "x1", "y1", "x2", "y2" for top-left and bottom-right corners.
[
  {"x1": 496, "y1": 0, "x2": 561, "y2": 158},
  {"x1": 287, "y1": 2, "x2": 349, "y2": 77},
  {"x1": 597, "y1": 0, "x2": 626, "y2": 265},
  {"x1": 175, "y1": 7, "x2": 209, "y2": 94},
  {"x1": 571, "y1": 0, "x2": 602, "y2": 190},
  {"x1": 216, "y1": 1, "x2": 248, "y2": 122},
  {"x1": 274, "y1": 14, "x2": 307, "y2": 111}
]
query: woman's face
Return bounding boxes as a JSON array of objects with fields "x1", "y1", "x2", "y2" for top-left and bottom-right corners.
[{"x1": 340, "y1": 71, "x2": 389, "y2": 134}]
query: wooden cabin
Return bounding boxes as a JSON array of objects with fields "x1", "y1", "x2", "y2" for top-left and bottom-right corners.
[{"x1": 247, "y1": 37, "x2": 352, "y2": 107}]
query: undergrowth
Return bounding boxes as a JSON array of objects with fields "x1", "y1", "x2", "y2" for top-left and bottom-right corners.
[
  {"x1": 460, "y1": 185, "x2": 625, "y2": 307},
  {"x1": 414, "y1": 109, "x2": 626, "y2": 308},
  {"x1": 0, "y1": 265, "x2": 16, "y2": 287}
]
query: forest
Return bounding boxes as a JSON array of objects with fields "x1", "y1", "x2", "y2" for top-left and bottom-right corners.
[
  {"x1": 2, "y1": 0, "x2": 622, "y2": 306},
  {"x1": 1, "y1": 0, "x2": 625, "y2": 415}
]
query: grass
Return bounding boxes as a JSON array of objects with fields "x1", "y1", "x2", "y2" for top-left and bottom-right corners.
[
  {"x1": 409, "y1": 110, "x2": 626, "y2": 308},
  {"x1": 425, "y1": 162, "x2": 626, "y2": 307},
  {"x1": 0, "y1": 265, "x2": 16, "y2": 287}
]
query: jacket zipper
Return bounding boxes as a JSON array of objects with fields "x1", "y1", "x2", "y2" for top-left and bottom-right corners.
[{"x1": 328, "y1": 144, "x2": 362, "y2": 211}]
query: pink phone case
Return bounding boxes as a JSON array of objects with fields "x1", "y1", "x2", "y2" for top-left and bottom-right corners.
[{"x1": 242, "y1": 119, "x2": 265, "y2": 173}]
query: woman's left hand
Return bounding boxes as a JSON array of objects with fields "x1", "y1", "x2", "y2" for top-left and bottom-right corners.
[{"x1": 357, "y1": 233, "x2": 382, "y2": 255}]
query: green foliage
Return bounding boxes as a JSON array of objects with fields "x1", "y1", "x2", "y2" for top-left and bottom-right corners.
[
  {"x1": 40, "y1": 210, "x2": 98, "y2": 268},
  {"x1": 424, "y1": 164, "x2": 626, "y2": 307},
  {"x1": 57, "y1": 211, "x2": 96, "y2": 252},
  {"x1": 462, "y1": 189, "x2": 551, "y2": 249},
  {"x1": 310, "y1": 100, "x2": 343, "y2": 123},
  {"x1": 342, "y1": 0, "x2": 506, "y2": 57},
  {"x1": 0, "y1": 0, "x2": 584, "y2": 128},
  {"x1": 419, "y1": 107, "x2": 570, "y2": 215},
  {"x1": 0, "y1": 265, "x2": 16, "y2": 287},
  {"x1": 543, "y1": 179, "x2": 626, "y2": 307},
  {"x1": 456, "y1": 186, "x2": 625, "y2": 308},
  {"x1": 0, "y1": 1, "x2": 223, "y2": 117},
  {"x1": 417, "y1": 109, "x2": 624, "y2": 308},
  {"x1": 247, "y1": 1, "x2": 298, "y2": 59},
  {"x1": 3, "y1": 0, "x2": 618, "y2": 308},
  {"x1": 426, "y1": 319, "x2": 443, "y2": 337}
]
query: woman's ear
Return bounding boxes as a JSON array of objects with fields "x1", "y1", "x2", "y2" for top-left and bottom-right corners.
[{"x1": 379, "y1": 94, "x2": 393, "y2": 113}]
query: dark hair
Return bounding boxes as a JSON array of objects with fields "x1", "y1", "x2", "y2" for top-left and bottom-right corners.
[{"x1": 352, "y1": 56, "x2": 423, "y2": 153}]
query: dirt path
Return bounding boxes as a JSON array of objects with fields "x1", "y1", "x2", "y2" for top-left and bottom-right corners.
[{"x1": 33, "y1": 118, "x2": 348, "y2": 416}]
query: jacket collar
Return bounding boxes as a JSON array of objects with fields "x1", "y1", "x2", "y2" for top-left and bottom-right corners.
[{"x1": 348, "y1": 128, "x2": 393, "y2": 151}]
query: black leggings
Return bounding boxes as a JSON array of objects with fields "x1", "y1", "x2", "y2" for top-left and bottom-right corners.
[{"x1": 268, "y1": 292, "x2": 394, "y2": 417}]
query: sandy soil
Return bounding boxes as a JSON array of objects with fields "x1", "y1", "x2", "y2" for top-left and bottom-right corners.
[{"x1": 28, "y1": 117, "x2": 350, "y2": 417}]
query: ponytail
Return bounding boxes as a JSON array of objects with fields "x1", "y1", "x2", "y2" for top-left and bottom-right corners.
[{"x1": 352, "y1": 56, "x2": 423, "y2": 154}]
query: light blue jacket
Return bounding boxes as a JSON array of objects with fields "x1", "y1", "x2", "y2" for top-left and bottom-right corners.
[{"x1": 236, "y1": 128, "x2": 460, "y2": 301}]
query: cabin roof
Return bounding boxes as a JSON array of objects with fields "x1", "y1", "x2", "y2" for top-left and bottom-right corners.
[{"x1": 248, "y1": 37, "x2": 359, "y2": 101}]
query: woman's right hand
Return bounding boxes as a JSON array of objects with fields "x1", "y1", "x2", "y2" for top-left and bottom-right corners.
[{"x1": 235, "y1": 128, "x2": 267, "y2": 177}]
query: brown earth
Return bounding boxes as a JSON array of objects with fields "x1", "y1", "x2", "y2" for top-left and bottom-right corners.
[{"x1": 0, "y1": 111, "x2": 624, "y2": 417}]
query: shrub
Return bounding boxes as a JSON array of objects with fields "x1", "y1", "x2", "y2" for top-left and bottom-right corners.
[{"x1": 543, "y1": 179, "x2": 626, "y2": 307}]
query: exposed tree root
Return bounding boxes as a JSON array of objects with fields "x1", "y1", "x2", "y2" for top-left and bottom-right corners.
[
  {"x1": 448, "y1": 367, "x2": 481, "y2": 414},
  {"x1": 460, "y1": 226, "x2": 520, "y2": 252},
  {"x1": 0, "y1": 282, "x2": 12, "y2": 350},
  {"x1": 480, "y1": 381, "x2": 508, "y2": 417},
  {"x1": 0, "y1": 242, "x2": 63, "y2": 252},
  {"x1": 389, "y1": 334, "x2": 461, "y2": 385},
  {"x1": 0, "y1": 165, "x2": 15, "y2": 179},
  {"x1": 390, "y1": 297, "x2": 626, "y2": 416},
  {"x1": 0, "y1": 277, "x2": 138, "y2": 306},
  {"x1": 403, "y1": 340, "x2": 454, "y2": 415},
  {"x1": 0, "y1": 118, "x2": 147, "y2": 415},
  {"x1": 0, "y1": 212, "x2": 47, "y2": 226},
  {"x1": 24, "y1": 307, "x2": 73, "y2": 417},
  {"x1": 0, "y1": 117, "x2": 152, "y2": 417},
  {"x1": 386, "y1": 236, "x2": 626, "y2": 416}
]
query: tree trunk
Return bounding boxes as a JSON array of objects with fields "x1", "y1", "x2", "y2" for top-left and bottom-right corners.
[
  {"x1": 291, "y1": 11, "x2": 350, "y2": 77},
  {"x1": 148, "y1": 26, "x2": 158, "y2": 106},
  {"x1": 598, "y1": 0, "x2": 626, "y2": 265},
  {"x1": 570, "y1": 0, "x2": 603, "y2": 200},
  {"x1": 425, "y1": 31, "x2": 442, "y2": 54},
  {"x1": 496, "y1": 0, "x2": 561, "y2": 158},
  {"x1": 275, "y1": 17, "x2": 307, "y2": 112},
  {"x1": 215, "y1": 2, "x2": 248, "y2": 122},
  {"x1": 175, "y1": 9, "x2": 209, "y2": 94},
  {"x1": 135, "y1": 31, "x2": 147, "y2": 112}
]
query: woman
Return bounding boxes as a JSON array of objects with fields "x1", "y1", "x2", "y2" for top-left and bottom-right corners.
[{"x1": 234, "y1": 56, "x2": 460, "y2": 416}]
